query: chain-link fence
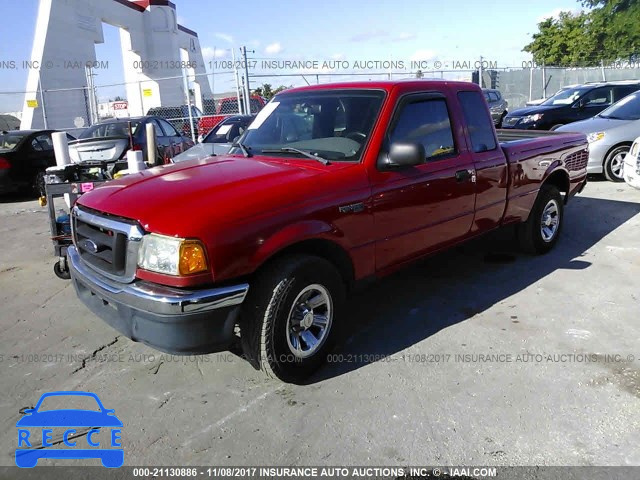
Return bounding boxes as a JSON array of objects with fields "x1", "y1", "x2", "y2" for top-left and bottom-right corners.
[{"x1": 2, "y1": 65, "x2": 640, "y2": 139}]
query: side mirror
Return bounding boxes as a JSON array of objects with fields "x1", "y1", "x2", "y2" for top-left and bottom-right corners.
[
  {"x1": 380, "y1": 142, "x2": 425, "y2": 169},
  {"x1": 573, "y1": 100, "x2": 584, "y2": 110}
]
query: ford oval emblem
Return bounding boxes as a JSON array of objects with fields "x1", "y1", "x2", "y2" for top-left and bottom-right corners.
[{"x1": 79, "y1": 239, "x2": 100, "y2": 254}]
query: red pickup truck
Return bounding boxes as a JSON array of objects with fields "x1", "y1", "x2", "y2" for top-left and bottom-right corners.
[{"x1": 67, "y1": 80, "x2": 588, "y2": 383}]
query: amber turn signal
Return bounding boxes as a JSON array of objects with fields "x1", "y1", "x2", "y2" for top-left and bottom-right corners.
[{"x1": 178, "y1": 241, "x2": 208, "y2": 275}]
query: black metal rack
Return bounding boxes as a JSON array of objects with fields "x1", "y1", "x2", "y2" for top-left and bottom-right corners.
[{"x1": 43, "y1": 163, "x2": 110, "y2": 279}]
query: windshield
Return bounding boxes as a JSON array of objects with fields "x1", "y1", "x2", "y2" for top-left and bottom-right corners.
[
  {"x1": 0, "y1": 132, "x2": 28, "y2": 152},
  {"x1": 79, "y1": 122, "x2": 140, "y2": 139},
  {"x1": 599, "y1": 92, "x2": 640, "y2": 120},
  {"x1": 204, "y1": 119, "x2": 251, "y2": 144},
  {"x1": 541, "y1": 87, "x2": 588, "y2": 106},
  {"x1": 234, "y1": 90, "x2": 385, "y2": 161}
]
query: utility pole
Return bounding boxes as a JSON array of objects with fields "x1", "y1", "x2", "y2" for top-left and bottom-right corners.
[
  {"x1": 478, "y1": 56, "x2": 484, "y2": 88},
  {"x1": 242, "y1": 46, "x2": 252, "y2": 114},
  {"x1": 231, "y1": 48, "x2": 243, "y2": 114}
]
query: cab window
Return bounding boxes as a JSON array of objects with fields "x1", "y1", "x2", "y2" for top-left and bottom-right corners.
[{"x1": 389, "y1": 98, "x2": 456, "y2": 161}]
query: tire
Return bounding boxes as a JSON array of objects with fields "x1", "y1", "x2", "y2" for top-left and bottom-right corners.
[
  {"x1": 240, "y1": 255, "x2": 345, "y2": 383},
  {"x1": 603, "y1": 145, "x2": 629, "y2": 182},
  {"x1": 550, "y1": 124, "x2": 564, "y2": 131},
  {"x1": 32, "y1": 170, "x2": 46, "y2": 197},
  {"x1": 517, "y1": 184, "x2": 564, "y2": 254},
  {"x1": 53, "y1": 261, "x2": 71, "y2": 280}
]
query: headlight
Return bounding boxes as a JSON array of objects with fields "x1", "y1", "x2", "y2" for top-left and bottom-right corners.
[
  {"x1": 138, "y1": 234, "x2": 208, "y2": 276},
  {"x1": 521, "y1": 113, "x2": 544, "y2": 124},
  {"x1": 587, "y1": 132, "x2": 605, "y2": 143}
]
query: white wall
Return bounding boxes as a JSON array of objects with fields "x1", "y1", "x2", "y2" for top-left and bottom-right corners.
[{"x1": 21, "y1": 0, "x2": 212, "y2": 129}]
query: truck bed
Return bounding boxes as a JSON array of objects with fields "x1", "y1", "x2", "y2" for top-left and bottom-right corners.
[{"x1": 498, "y1": 129, "x2": 587, "y2": 165}]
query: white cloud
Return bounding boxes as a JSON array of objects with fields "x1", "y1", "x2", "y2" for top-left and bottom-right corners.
[
  {"x1": 410, "y1": 49, "x2": 437, "y2": 62},
  {"x1": 265, "y1": 42, "x2": 283, "y2": 55},
  {"x1": 537, "y1": 8, "x2": 582, "y2": 22},
  {"x1": 349, "y1": 30, "x2": 389, "y2": 42},
  {"x1": 201, "y1": 46, "x2": 228, "y2": 62},
  {"x1": 394, "y1": 32, "x2": 416, "y2": 42},
  {"x1": 214, "y1": 33, "x2": 234, "y2": 43}
]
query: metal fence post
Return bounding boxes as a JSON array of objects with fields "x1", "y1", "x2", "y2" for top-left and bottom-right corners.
[
  {"x1": 38, "y1": 70, "x2": 48, "y2": 129},
  {"x1": 181, "y1": 66, "x2": 196, "y2": 143}
]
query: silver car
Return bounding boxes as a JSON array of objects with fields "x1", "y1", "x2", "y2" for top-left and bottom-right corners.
[{"x1": 556, "y1": 91, "x2": 640, "y2": 182}]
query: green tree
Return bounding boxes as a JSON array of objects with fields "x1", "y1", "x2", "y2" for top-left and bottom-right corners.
[
  {"x1": 253, "y1": 83, "x2": 290, "y2": 100},
  {"x1": 523, "y1": 0, "x2": 640, "y2": 66}
]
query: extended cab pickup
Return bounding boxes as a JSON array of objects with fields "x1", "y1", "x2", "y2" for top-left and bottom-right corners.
[{"x1": 67, "y1": 81, "x2": 588, "y2": 383}]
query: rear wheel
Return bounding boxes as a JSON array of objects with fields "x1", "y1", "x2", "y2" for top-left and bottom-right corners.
[
  {"x1": 604, "y1": 145, "x2": 629, "y2": 182},
  {"x1": 240, "y1": 255, "x2": 345, "y2": 383},
  {"x1": 32, "y1": 170, "x2": 46, "y2": 197},
  {"x1": 517, "y1": 185, "x2": 563, "y2": 254}
]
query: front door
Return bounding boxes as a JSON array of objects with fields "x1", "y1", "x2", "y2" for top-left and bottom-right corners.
[{"x1": 370, "y1": 93, "x2": 476, "y2": 271}]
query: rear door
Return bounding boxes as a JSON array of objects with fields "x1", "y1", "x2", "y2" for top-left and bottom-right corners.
[
  {"x1": 370, "y1": 90, "x2": 476, "y2": 271},
  {"x1": 157, "y1": 119, "x2": 185, "y2": 158},
  {"x1": 458, "y1": 90, "x2": 508, "y2": 233}
]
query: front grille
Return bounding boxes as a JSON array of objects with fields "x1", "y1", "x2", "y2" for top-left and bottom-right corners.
[
  {"x1": 564, "y1": 149, "x2": 589, "y2": 171},
  {"x1": 74, "y1": 220, "x2": 127, "y2": 276},
  {"x1": 72, "y1": 207, "x2": 144, "y2": 283}
]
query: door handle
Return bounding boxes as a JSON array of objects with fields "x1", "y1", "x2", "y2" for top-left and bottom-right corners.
[{"x1": 455, "y1": 169, "x2": 474, "y2": 183}]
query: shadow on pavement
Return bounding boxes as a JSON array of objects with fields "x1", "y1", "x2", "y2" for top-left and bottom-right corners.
[{"x1": 310, "y1": 195, "x2": 640, "y2": 383}]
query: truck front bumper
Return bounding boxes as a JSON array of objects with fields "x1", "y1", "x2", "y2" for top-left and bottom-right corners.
[{"x1": 68, "y1": 246, "x2": 249, "y2": 355}]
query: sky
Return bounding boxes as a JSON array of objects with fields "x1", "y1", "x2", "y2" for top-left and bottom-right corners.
[{"x1": 0, "y1": 0, "x2": 583, "y2": 109}]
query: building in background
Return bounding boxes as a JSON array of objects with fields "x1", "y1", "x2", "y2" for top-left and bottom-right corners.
[{"x1": 21, "y1": 0, "x2": 212, "y2": 130}]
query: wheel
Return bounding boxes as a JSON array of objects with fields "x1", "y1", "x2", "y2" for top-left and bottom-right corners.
[
  {"x1": 550, "y1": 124, "x2": 564, "y2": 131},
  {"x1": 32, "y1": 170, "x2": 46, "y2": 197},
  {"x1": 240, "y1": 255, "x2": 345, "y2": 383},
  {"x1": 603, "y1": 145, "x2": 629, "y2": 182},
  {"x1": 53, "y1": 260, "x2": 71, "y2": 280},
  {"x1": 517, "y1": 184, "x2": 563, "y2": 254},
  {"x1": 497, "y1": 112, "x2": 507, "y2": 128}
]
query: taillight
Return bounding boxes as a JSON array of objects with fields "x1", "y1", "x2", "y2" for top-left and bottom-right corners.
[
  {"x1": 0, "y1": 157, "x2": 10, "y2": 170},
  {"x1": 131, "y1": 144, "x2": 143, "y2": 151}
]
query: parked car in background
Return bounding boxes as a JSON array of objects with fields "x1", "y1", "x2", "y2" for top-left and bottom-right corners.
[
  {"x1": 198, "y1": 95, "x2": 266, "y2": 139},
  {"x1": 0, "y1": 130, "x2": 75, "y2": 196},
  {"x1": 68, "y1": 117, "x2": 194, "y2": 170},
  {"x1": 482, "y1": 89, "x2": 508, "y2": 126},
  {"x1": 502, "y1": 81, "x2": 640, "y2": 130},
  {"x1": 623, "y1": 135, "x2": 640, "y2": 189},
  {"x1": 557, "y1": 91, "x2": 640, "y2": 182},
  {"x1": 173, "y1": 115, "x2": 255, "y2": 163},
  {"x1": 0, "y1": 114, "x2": 21, "y2": 131},
  {"x1": 146, "y1": 105, "x2": 203, "y2": 139}
]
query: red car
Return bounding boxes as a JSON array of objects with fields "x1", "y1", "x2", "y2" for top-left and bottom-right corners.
[
  {"x1": 198, "y1": 95, "x2": 266, "y2": 139},
  {"x1": 67, "y1": 80, "x2": 588, "y2": 383}
]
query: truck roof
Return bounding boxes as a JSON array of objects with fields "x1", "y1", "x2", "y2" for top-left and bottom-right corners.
[{"x1": 281, "y1": 79, "x2": 480, "y2": 94}]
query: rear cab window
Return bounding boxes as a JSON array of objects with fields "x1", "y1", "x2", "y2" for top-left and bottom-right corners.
[{"x1": 457, "y1": 91, "x2": 497, "y2": 153}]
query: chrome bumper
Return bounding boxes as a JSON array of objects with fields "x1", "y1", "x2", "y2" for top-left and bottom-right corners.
[{"x1": 68, "y1": 246, "x2": 248, "y2": 315}]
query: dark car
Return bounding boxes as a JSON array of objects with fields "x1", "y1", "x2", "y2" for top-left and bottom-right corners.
[
  {"x1": 502, "y1": 81, "x2": 640, "y2": 130},
  {"x1": 146, "y1": 105, "x2": 202, "y2": 139},
  {"x1": 482, "y1": 88, "x2": 508, "y2": 126},
  {"x1": 172, "y1": 115, "x2": 255, "y2": 162},
  {"x1": 68, "y1": 116, "x2": 194, "y2": 169},
  {"x1": 0, "y1": 130, "x2": 75, "y2": 196}
]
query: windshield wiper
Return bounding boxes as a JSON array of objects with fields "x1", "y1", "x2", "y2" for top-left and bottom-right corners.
[
  {"x1": 232, "y1": 142, "x2": 252, "y2": 158},
  {"x1": 261, "y1": 147, "x2": 330, "y2": 165},
  {"x1": 599, "y1": 115, "x2": 625, "y2": 120}
]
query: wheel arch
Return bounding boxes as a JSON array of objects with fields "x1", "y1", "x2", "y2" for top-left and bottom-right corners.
[
  {"x1": 542, "y1": 168, "x2": 570, "y2": 204},
  {"x1": 603, "y1": 141, "x2": 633, "y2": 166}
]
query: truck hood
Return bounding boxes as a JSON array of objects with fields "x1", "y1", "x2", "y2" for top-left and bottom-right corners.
[
  {"x1": 77, "y1": 155, "x2": 332, "y2": 236},
  {"x1": 506, "y1": 105, "x2": 560, "y2": 117},
  {"x1": 555, "y1": 116, "x2": 631, "y2": 134}
]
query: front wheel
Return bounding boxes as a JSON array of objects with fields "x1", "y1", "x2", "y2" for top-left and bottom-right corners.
[
  {"x1": 240, "y1": 255, "x2": 345, "y2": 383},
  {"x1": 517, "y1": 185, "x2": 564, "y2": 254},
  {"x1": 604, "y1": 145, "x2": 629, "y2": 182}
]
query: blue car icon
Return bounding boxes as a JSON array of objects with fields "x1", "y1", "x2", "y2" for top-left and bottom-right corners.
[{"x1": 16, "y1": 391, "x2": 123, "y2": 468}]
